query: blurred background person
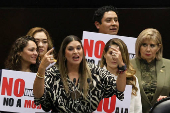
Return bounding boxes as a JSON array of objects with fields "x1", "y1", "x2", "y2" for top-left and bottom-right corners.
[
  {"x1": 100, "y1": 38, "x2": 142, "y2": 113},
  {"x1": 26, "y1": 27, "x2": 56, "y2": 60},
  {"x1": 131, "y1": 28, "x2": 170, "y2": 113},
  {"x1": 5, "y1": 36, "x2": 39, "y2": 72},
  {"x1": 93, "y1": 5, "x2": 119, "y2": 35}
]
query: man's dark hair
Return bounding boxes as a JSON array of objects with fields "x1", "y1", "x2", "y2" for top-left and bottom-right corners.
[{"x1": 93, "y1": 6, "x2": 118, "y2": 24}]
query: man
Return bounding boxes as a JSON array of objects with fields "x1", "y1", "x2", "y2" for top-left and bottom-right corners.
[
  {"x1": 92, "y1": 6, "x2": 143, "y2": 113},
  {"x1": 93, "y1": 6, "x2": 119, "y2": 35}
]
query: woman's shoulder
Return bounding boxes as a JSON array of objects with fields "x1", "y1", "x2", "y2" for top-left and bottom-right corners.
[
  {"x1": 130, "y1": 58, "x2": 140, "y2": 69},
  {"x1": 161, "y1": 58, "x2": 170, "y2": 63},
  {"x1": 45, "y1": 65, "x2": 60, "y2": 76},
  {"x1": 157, "y1": 58, "x2": 170, "y2": 68},
  {"x1": 159, "y1": 58, "x2": 170, "y2": 70},
  {"x1": 130, "y1": 57, "x2": 138, "y2": 63},
  {"x1": 87, "y1": 62, "x2": 103, "y2": 72},
  {"x1": 87, "y1": 62, "x2": 97, "y2": 68}
]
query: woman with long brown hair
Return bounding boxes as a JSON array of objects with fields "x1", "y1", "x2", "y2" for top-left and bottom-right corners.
[
  {"x1": 33, "y1": 35, "x2": 126, "y2": 112},
  {"x1": 100, "y1": 38, "x2": 142, "y2": 113}
]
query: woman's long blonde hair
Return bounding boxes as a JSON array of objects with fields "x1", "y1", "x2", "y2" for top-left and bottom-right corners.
[
  {"x1": 100, "y1": 38, "x2": 138, "y2": 95},
  {"x1": 135, "y1": 28, "x2": 163, "y2": 60}
]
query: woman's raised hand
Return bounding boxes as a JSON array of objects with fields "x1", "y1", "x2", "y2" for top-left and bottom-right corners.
[
  {"x1": 110, "y1": 46, "x2": 124, "y2": 67},
  {"x1": 40, "y1": 48, "x2": 55, "y2": 69}
]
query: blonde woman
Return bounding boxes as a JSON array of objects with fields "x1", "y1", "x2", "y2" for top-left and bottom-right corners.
[{"x1": 131, "y1": 28, "x2": 170, "y2": 113}]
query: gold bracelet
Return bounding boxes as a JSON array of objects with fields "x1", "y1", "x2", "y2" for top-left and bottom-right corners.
[{"x1": 36, "y1": 72, "x2": 45, "y2": 79}]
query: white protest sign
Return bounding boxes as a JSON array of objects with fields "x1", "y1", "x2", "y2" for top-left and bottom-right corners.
[
  {"x1": 82, "y1": 31, "x2": 136, "y2": 65},
  {"x1": 82, "y1": 31, "x2": 136, "y2": 113},
  {"x1": 0, "y1": 69, "x2": 44, "y2": 113},
  {"x1": 93, "y1": 85, "x2": 132, "y2": 113}
]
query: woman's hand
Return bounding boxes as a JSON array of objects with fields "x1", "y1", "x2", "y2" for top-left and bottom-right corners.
[
  {"x1": 110, "y1": 46, "x2": 126, "y2": 92},
  {"x1": 39, "y1": 48, "x2": 55, "y2": 69},
  {"x1": 110, "y1": 46, "x2": 124, "y2": 67},
  {"x1": 33, "y1": 48, "x2": 55, "y2": 98},
  {"x1": 157, "y1": 95, "x2": 167, "y2": 101}
]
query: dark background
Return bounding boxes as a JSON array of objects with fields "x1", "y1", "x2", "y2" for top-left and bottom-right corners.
[
  {"x1": 0, "y1": 1, "x2": 170, "y2": 69},
  {"x1": 0, "y1": 0, "x2": 170, "y2": 8}
]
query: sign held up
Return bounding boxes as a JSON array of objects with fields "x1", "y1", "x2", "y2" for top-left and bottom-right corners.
[{"x1": 0, "y1": 69, "x2": 44, "y2": 113}]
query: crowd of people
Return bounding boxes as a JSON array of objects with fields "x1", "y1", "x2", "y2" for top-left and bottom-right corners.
[{"x1": 2, "y1": 5, "x2": 170, "y2": 113}]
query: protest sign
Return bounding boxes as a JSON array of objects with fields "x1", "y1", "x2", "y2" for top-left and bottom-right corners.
[
  {"x1": 93, "y1": 85, "x2": 132, "y2": 113},
  {"x1": 82, "y1": 31, "x2": 136, "y2": 113},
  {"x1": 82, "y1": 31, "x2": 136, "y2": 65},
  {"x1": 0, "y1": 69, "x2": 44, "y2": 113}
]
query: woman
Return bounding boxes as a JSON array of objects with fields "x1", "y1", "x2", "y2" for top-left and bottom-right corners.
[
  {"x1": 130, "y1": 28, "x2": 170, "y2": 113},
  {"x1": 5, "y1": 36, "x2": 39, "y2": 72},
  {"x1": 100, "y1": 38, "x2": 142, "y2": 113},
  {"x1": 26, "y1": 27, "x2": 56, "y2": 60},
  {"x1": 33, "y1": 35, "x2": 126, "y2": 112}
]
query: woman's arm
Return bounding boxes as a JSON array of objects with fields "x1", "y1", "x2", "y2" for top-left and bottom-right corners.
[
  {"x1": 33, "y1": 65, "x2": 46, "y2": 98},
  {"x1": 33, "y1": 48, "x2": 55, "y2": 98},
  {"x1": 89, "y1": 63, "x2": 125, "y2": 101},
  {"x1": 116, "y1": 73, "x2": 126, "y2": 92},
  {"x1": 110, "y1": 46, "x2": 126, "y2": 92}
]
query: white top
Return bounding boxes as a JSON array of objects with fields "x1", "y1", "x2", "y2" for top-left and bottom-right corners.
[
  {"x1": 130, "y1": 76, "x2": 142, "y2": 113},
  {"x1": 103, "y1": 66, "x2": 142, "y2": 113}
]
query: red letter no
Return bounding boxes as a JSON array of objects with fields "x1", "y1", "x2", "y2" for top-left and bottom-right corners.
[
  {"x1": 14, "y1": 79, "x2": 25, "y2": 97},
  {"x1": 83, "y1": 39, "x2": 94, "y2": 57},
  {"x1": 1, "y1": 77, "x2": 13, "y2": 96},
  {"x1": 94, "y1": 41, "x2": 105, "y2": 58},
  {"x1": 103, "y1": 95, "x2": 116, "y2": 113}
]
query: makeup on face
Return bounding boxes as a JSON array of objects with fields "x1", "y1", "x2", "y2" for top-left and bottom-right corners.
[
  {"x1": 20, "y1": 41, "x2": 38, "y2": 65},
  {"x1": 34, "y1": 32, "x2": 48, "y2": 58},
  {"x1": 65, "y1": 41, "x2": 83, "y2": 65},
  {"x1": 140, "y1": 39, "x2": 160, "y2": 62}
]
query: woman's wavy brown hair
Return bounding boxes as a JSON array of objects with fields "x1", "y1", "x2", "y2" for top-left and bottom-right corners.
[
  {"x1": 5, "y1": 36, "x2": 40, "y2": 72},
  {"x1": 100, "y1": 38, "x2": 138, "y2": 95}
]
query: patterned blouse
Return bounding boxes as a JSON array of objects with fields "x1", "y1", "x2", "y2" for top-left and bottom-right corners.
[
  {"x1": 140, "y1": 59, "x2": 157, "y2": 102},
  {"x1": 34, "y1": 63, "x2": 124, "y2": 112}
]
